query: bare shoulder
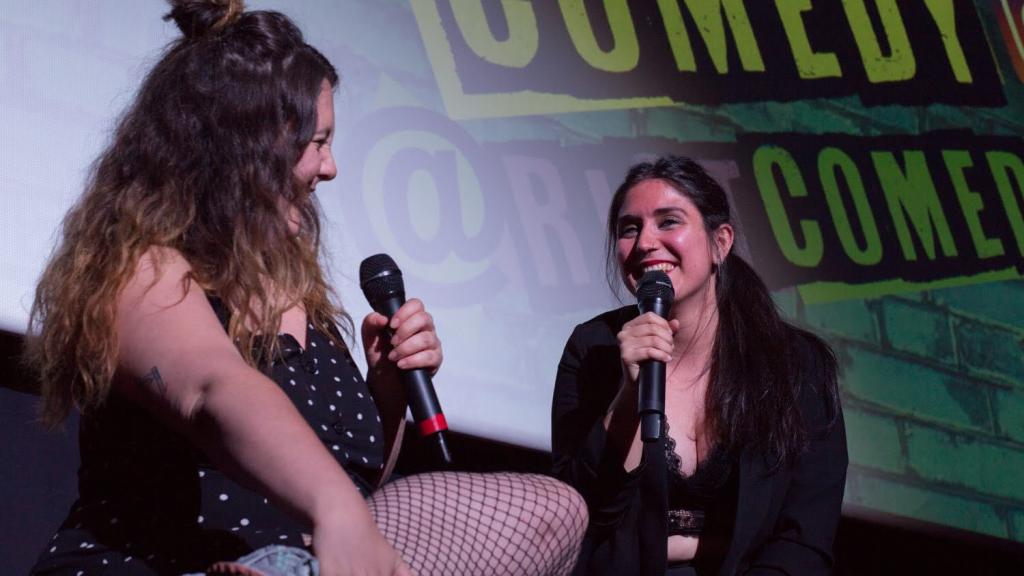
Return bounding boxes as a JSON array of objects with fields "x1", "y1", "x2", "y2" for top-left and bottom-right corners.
[
  {"x1": 115, "y1": 246, "x2": 235, "y2": 381},
  {"x1": 113, "y1": 246, "x2": 258, "y2": 424},
  {"x1": 120, "y1": 246, "x2": 194, "y2": 307}
]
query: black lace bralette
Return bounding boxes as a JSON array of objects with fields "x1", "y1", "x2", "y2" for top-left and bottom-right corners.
[{"x1": 664, "y1": 423, "x2": 733, "y2": 536}]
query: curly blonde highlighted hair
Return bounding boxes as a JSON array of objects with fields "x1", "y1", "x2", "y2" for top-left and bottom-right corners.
[{"x1": 27, "y1": 0, "x2": 350, "y2": 427}]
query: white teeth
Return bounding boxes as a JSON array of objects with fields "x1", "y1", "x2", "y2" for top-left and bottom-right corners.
[{"x1": 642, "y1": 263, "x2": 674, "y2": 273}]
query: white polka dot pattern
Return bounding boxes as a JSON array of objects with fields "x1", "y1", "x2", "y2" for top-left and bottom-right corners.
[{"x1": 33, "y1": 316, "x2": 381, "y2": 572}]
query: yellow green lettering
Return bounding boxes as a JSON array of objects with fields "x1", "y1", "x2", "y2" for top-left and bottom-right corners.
[
  {"x1": 985, "y1": 151, "x2": 1024, "y2": 258},
  {"x1": 450, "y1": 0, "x2": 539, "y2": 68},
  {"x1": 819, "y1": 147, "x2": 883, "y2": 265},
  {"x1": 753, "y1": 146, "x2": 824, "y2": 267},
  {"x1": 775, "y1": 0, "x2": 842, "y2": 78},
  {"x1": 923, "y1": 0, "x2": 973, "y2": 83},
  {"x1": 873, "y1": 150, "x2": 958, "y2": 261},
  {"x1": 656, "y1": 0, "x2": 765, "y2": 73},
  {"x1": 842, "y1": 0, "x2": 915, "y2": 82},
  {"x1": 559, "y1": 0, "x2": 639, "y2": 72},
  {"x1": 943, "y1": 151, "x2": 1004, "y2": 259}
]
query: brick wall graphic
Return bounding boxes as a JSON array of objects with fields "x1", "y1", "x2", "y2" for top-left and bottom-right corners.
[{"x1": 793, "y1": 281, "x2": 1024, "y2": 541}]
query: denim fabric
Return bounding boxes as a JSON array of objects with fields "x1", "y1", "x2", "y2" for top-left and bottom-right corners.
[{"x1": 183, "y1": 545, "x2": 319, "y2": 576}]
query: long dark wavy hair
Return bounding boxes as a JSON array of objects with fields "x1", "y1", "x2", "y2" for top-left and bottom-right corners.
[
  {"x1": 27, "y1": 0, "x2": 351, "y2": 427},
  {"x1": 606, "y1": 155, "x2": 840, "y2": 465}
]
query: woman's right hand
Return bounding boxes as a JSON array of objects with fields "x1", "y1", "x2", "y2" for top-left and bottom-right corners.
[
  {"x1": 603, "y1": 312, "x2": 680, "y2": 471},
  {"x1": 616, "y1": 312, "x2": 679, "y2": 384},
  {"x1": 313, "y1": 516, "x2": 412, "y2": 576}
]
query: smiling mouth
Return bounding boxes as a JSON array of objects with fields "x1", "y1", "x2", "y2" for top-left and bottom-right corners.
[{"x1": 641, "y1": 263, "x2": 676, "y2": 274}]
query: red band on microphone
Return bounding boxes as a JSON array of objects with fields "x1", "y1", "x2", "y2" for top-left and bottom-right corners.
[{"x1": 418, "y1": 414, "x2": 448, "y2": 436}]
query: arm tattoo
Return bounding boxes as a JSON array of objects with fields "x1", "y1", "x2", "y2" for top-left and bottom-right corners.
[{"x1": 137, "y1": 366, "x2": 167, "y2": 397}]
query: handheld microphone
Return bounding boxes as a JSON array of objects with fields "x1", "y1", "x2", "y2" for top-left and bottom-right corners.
[
  {"x1": 636, "y1": 270, "x2": 673, "y2": 443},
  {"x1": 359, "y1": 254, "x2": 452, "y2": 465}
]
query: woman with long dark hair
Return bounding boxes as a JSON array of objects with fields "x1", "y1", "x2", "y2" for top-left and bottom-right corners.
[
  {"x1": 27, "y1": 1, "x2": 586, "y2": 574},
  {"x1": 552, "y1": 155, "x2": 847, "y2": 575}
]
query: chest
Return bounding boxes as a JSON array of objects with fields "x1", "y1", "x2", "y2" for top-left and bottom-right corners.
[
  {"x1": 268, "y1": 319, "x2": 386, "y2": 492},
  {"x1": 280, "y1": 306, "x2": 309, "y2": 349},
  {"x1": 664, "y1": 373, "x2": 712, "y2": 476}
]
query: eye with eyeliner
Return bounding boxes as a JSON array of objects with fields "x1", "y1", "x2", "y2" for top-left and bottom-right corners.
[
  {"x1": 658, "y1": 216, "x2": 681, "y2": 229},
  {"x1": 617, "y1": 223, "x2": 639, "y2": 239}
]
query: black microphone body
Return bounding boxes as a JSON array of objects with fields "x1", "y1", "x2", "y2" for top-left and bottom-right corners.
[
  {"x1": 360, "y1": 254, "x2": 452, "y2": 465},
  {"x1": 636, "y1": 270, "x2": 674, "y2": 442}
]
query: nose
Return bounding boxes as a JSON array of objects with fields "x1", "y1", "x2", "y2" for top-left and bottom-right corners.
[
  {"x1": 320, "y1": 149, "x2": 337, "y2": 182},
  {"x1": 635, "y1": 224, "x2": 658, "y2": 253}
]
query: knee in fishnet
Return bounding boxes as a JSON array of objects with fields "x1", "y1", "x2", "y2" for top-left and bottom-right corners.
[{"x1": 368, "y1": 472, "x2": 587, "y2": 576}]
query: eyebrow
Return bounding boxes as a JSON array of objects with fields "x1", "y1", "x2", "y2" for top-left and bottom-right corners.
[{"x1": 617, "y1": 206, "x2": 686, "y2": 222}]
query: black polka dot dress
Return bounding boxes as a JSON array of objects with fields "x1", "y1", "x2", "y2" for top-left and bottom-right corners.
[{"x1": 30, "y1": 320, "x2": 384, "y2": 575}]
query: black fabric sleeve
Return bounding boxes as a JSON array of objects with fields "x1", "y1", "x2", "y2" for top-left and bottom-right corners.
[
  {"x1": 551, "y1": 323, "x2": 646, "y2": 529},
  {"x1": 745, "y1": 336, "x2": 848, "y2": 575}
]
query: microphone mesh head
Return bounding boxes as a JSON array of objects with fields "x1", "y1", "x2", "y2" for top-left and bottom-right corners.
[
  {"x1": 637, "y1": 270, "x2": 673, "y2": 302},
  {"x1": 359, "y1": 253, "x2": 405, "y2": 306}
]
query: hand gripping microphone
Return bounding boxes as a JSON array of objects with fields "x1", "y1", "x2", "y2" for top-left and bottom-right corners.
[
  {"x1": 359, "y1": 254, "x2": 451, "y2": 465},
  {"x1": 636, "y1": 270, "x2": 674, "y2": 443}
]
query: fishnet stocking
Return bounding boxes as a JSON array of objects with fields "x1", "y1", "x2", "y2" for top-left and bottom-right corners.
[{"x1": 368, "y1": 472, "x2": 587, "y2": 576}]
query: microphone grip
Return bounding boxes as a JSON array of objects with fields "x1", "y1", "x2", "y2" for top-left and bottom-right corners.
[
  {"x1": 404, "y1": 369, "x2": 452, "y2": 466},
  {"x1": 375, "y1": 296, "x2": 452, "y2": 464},
  {"x1": 404, "y1": 367, "x2": 447, "y2": 436},
  {"x1": 638, "y1": 359, "x2": 665, "y2": 443}
]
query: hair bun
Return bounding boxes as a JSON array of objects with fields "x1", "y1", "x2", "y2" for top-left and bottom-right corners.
[{"x1": 165, "y1": 0, "x2": 245, "y2": 39}]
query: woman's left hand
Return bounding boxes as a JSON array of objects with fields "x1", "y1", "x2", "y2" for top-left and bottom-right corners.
[{"x1": 361, "y1": 298, "x2": 443, "y2": 377}]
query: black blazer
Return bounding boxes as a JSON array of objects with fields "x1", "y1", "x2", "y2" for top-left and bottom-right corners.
[{"x1": 551, "y1": 306, "x2": 847, "y2": 575}]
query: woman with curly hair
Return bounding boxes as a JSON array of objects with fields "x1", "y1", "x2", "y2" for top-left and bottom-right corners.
[{"x1": 28, "y1": 1, "x2": 586, "y2": 575}]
